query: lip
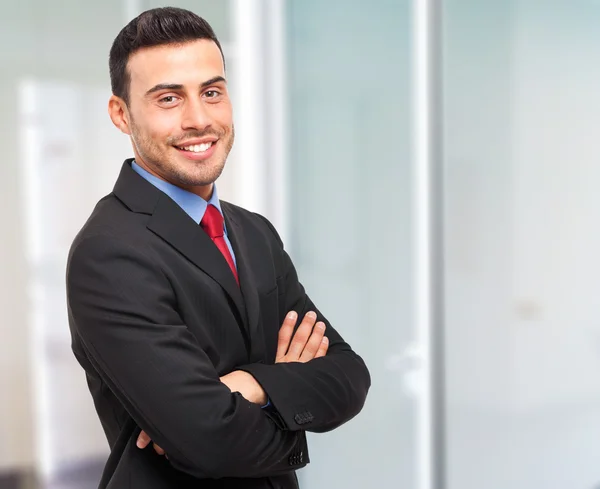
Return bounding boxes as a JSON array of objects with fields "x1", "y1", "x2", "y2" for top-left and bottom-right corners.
[
  {"x1": 174, "y1": 140, "x2": 217, "y2": 161},
  {"x1": 175, "y1": 136, "x2": 219, "y2": 147}
]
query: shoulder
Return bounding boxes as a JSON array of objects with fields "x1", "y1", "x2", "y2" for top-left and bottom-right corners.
[{"x1": 68, "y1": 193, "x2": 156, "y2": 269}]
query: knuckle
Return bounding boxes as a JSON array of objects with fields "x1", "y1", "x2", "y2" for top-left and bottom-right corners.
[{"x1": 291, "y1": 335, "x2": 307, "y2": 345}]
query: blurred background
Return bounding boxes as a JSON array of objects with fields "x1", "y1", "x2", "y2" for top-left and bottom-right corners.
[{"x1": 1, "y1": 0, "x2": 600, "y2": 488}]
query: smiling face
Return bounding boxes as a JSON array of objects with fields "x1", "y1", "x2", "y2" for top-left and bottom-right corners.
[{"x1": 108, "y1": 39, "x2": 234, "y2": 200}]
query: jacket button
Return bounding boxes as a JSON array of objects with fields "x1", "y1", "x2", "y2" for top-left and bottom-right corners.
[{"x1": 294, "y1": 411, "x2": 313, "y2": 425}]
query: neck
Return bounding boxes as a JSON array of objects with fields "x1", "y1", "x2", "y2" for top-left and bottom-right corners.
[{"x1": 133, "y1": 156, "x2": 214, "y2": 201}]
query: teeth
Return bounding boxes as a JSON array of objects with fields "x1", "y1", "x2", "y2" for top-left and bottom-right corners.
[{"x1": 181, "y1": 142, "x2": 213, "y2": 153}]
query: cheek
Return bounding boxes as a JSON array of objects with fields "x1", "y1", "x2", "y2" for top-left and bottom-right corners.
[
  {"x1": 211, "y1": 103, "x2": 233, "y2": 130},
  {"x1": 142, "y1": 109, "x2": 181, "y2": 142}
]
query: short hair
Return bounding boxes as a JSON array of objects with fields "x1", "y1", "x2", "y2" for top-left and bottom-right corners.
[{"x1": 109, "y1": 7, "x2": 224, "y2": 106}]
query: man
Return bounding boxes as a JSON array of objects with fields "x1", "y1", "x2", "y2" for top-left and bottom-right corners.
[{"x1": 66, "y1": 7, "x2": 370, "y2": 489}]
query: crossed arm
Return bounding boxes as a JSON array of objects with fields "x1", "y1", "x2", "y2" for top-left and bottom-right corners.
[
  {"x1": 67, "y1": 231, "x2": 370, "y2": 479},
  {"x1": 138, "y1": 310, "x2": 330, "y2": 456}
]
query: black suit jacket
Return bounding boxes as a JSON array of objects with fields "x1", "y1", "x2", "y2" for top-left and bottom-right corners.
[{"x1": 66, "y1": 160, "x2": 371, "y2": 489}]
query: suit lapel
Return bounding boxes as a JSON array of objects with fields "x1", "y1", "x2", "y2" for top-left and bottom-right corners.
[
  {"x1": 113, "y1": 160, "x2": 248, "y2": 341},
  {"x1": 223, "y1": 205, "x2": 266, "y2": 363},
  {"x1": 147, "y1": 194, "x2": 248, "y2": 332}
]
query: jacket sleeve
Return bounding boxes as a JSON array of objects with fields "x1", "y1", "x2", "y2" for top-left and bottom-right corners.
[
  {"x1": 66, "y1": 234, "x2": 307, "y2": 480},
  {"x1": 238, "y1": 215, "x2": 371, "y2": 433}
]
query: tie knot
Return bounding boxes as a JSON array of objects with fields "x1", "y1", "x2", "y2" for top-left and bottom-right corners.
[{"x1": 200, "y1": 204, "x2": 224, "y2": 239}]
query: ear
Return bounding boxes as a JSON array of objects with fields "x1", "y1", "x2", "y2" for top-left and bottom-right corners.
[{"x1": 108, "y1": 95, "x2": 132, "y2": 135}]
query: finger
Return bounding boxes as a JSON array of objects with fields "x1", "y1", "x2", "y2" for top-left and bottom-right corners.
[
  {"x1": 299, "y1": 322, "x2": 326, "y2": 362},
  {"x1": 136, "y1": 430, "x2": 151, "y2": 449},
  {"x1": 314, "y1": 336, "x2": 329, "y2": 358},
  {"x1": 275, "y1": 311, "x2": 297, "y2": 362},
  {"x1": 153, "y1": 443, "x2": 165, "y2": 456},
  {"x1": 286, "y1": 311, "x2": 317, "y2": 361}
]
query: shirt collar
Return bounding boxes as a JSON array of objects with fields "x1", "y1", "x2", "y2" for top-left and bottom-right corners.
[{"x1": 131, "y1": 160, "x2": 224, "y2": 226}]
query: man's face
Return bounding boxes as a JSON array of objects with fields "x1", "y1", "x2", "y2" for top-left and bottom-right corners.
[{"x1": 110, "y1": 39, "x2": 233, "y2": 197}]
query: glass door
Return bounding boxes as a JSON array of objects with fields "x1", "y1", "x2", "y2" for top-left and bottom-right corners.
[
  {"x1": 284, "y1": 2, "x2": 419, "y2": 487},
  {"x1": 443, "y1": 1, "x2": 600, "y2": 488}
]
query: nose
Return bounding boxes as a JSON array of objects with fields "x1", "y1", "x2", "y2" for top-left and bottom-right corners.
[{"x1": 181, "y1": 97, "x2": 212, "y2": 131}]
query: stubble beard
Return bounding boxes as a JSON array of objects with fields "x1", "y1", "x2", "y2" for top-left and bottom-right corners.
[{"x1": 130, "y1": 121, "x2": 235, "y2": 188}]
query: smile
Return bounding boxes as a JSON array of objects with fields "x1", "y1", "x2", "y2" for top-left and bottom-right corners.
[{"x1": 176, "y1": 142, "x2": 214, "y2": 153}]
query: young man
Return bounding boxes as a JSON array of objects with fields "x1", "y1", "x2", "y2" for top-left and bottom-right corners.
[{"x1": 66, "y1": 7, "x2": 370, "y2": 489}]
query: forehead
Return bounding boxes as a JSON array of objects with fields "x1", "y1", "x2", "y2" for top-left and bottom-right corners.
[{"x1": 127, "y1": 39, "x2": 224, "y2": 91}]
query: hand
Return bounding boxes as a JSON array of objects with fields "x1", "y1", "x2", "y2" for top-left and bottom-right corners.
[
  {"x1": 220, "y1": 370, "x2": 267, "y2": 405},
  {"x1": 276, "y1": 311, "x2": 329, "y2": 363},
  {"x1": 137, "y1": 430, "x2": 167, "y2": 458}
]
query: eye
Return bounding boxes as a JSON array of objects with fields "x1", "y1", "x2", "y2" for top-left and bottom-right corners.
[
  {"x1": 204, "y1": 90, "x2": 221, "y2": 99},
  {"x1": 159, "y1": 95, "x2": 178, "y2": 104}
]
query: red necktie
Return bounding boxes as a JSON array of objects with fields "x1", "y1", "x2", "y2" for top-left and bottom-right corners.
[{"x1": 201, "y1": 204, "x2": 239, "y2": 285}]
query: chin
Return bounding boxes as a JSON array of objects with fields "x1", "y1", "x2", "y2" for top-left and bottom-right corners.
[{"x1": 178, "y1": 168, "x2": 223, "y2": 188}]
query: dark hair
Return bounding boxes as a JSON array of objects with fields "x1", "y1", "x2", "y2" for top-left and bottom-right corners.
[{"x1": 109, "y1": 7, "x2": 224, "y2": 106}]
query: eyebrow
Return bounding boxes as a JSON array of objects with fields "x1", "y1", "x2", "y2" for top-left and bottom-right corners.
[{"x1": 145, "y1": 76, "x2": 227, "y2": 97}]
